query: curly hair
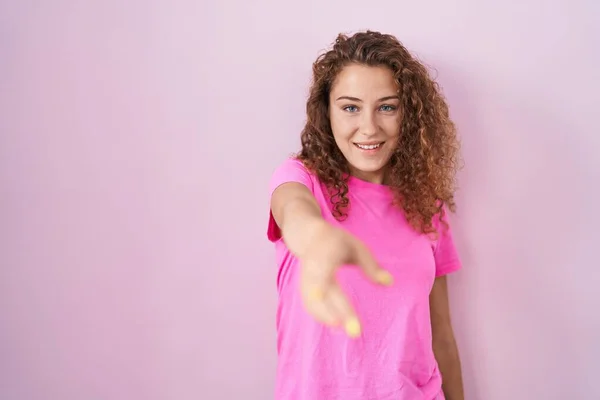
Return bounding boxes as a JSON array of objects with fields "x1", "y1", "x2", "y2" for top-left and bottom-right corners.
[{"x1": 297, "y1": 30, "x2": 461, "y2": 235}]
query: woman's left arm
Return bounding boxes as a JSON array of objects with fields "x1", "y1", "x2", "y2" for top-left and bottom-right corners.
[{"x1": 430, "y1": 275, "x2": 464, "y2": 400}]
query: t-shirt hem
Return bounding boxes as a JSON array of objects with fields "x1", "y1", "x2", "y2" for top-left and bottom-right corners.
[{"x1": 435, "y1": 262, "x2": 461, "y2": 277}]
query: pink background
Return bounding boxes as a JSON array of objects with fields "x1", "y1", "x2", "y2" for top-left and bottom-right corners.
[{"x1": 1, "y1": 1, "x2": 598, "y2": 399}]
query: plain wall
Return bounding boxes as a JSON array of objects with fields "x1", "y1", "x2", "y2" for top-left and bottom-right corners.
[{"x1": 1, "y1": 1, "x2": 598, "y2": 399}]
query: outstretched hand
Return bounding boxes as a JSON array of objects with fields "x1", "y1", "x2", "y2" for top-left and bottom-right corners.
[{"x1": 299, "y1": 223, "x2": 393, "y2": 338}]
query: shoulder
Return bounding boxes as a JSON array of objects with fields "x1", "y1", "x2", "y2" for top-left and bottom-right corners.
[
  {"x1": 269, "y1": 156, "x2": 318, "y2": 195},
  {"x1": 273, "y1": 156, "x2": 310, "y2": 174}
]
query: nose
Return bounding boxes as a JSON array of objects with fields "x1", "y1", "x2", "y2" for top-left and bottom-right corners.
[{"x1": 359, "y1": 109, "x2": 377, "y2": 136}]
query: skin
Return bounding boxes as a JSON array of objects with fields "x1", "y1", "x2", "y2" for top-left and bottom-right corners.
[
  {"x1": 430, "y1": 275, "x2": 465, "y2": 399},
  {"x1": 270, "y1": 63, "x2": 464, "y2": 399},
  {"x1": 329, "y1": 64, "x2": 401, "y2": 184}
]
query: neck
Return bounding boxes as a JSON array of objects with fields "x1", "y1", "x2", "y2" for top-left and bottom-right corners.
[{"x1": 349, "y1": 166, "x2": 388, "y2": 185}]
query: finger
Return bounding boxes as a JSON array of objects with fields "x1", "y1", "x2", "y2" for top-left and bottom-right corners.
[
  {"x1": 351, "y1": 239, "x2": 394, "y2": 286},
  {"x1": 301, "y1": 283, "x2": 340, "y2": 326},
  {"x1": 327, "y1": 284, "x2": 362, "y2": 338},
  {"x1": 300, "y1": 261, "x2": 339, "y2": 326},
  {"x1": 301, "y1": 258, "x2": 334, "y2": 294},
  {"x1": 307, "y1": 292, "x2": 341, "y2": 326}
]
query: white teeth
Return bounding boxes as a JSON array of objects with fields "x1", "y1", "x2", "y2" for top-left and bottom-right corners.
[{"x1": 356, "y1": 143, "x2": 381, "y2": 150}]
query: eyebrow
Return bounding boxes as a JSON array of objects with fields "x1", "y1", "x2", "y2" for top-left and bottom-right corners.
[{"x1": 335, "y1": 95, "x2": 400, "y2": 102}]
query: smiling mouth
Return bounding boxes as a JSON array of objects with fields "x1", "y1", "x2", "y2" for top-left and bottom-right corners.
[{"x1": 354, "y1": 142, "x2": 384, "y2": 150}]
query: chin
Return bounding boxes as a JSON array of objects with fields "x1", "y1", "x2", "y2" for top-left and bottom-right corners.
[{"x1": 348, "y1": 158, "x2": 389, "y2": 174}]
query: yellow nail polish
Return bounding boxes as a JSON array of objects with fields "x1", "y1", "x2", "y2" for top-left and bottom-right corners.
[
  {"x1": 345, "y1": 317, "x2": 361, "y2": 338},
  {"x1": 308, "y1": 287, "x2": 324, "y2": 300},
  {"x1": 376, "y1": 270, "x2": 394, "y2": 286}
]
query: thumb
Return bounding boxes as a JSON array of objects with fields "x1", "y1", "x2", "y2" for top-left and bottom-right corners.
[{"x1": 351, "y1": 238, "x2": 394, "y2": 286}]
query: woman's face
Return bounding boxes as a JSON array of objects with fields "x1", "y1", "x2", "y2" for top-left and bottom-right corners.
[{"x1": 328, "y1": 64, "x2": 401, "y2": 184}]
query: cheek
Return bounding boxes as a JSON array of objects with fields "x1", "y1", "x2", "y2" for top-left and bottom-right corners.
[
  {"x1": 330, "y1": 117, "x2": 356, "y2": 143},
  {"x1": 332, "y1": 131, "x2": 354, "y2": 150},
  {"x1": 384, "y1": 119, "x2": 401, "y2": 139}
]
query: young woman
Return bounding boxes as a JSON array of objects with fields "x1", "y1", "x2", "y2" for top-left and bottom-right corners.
[{"x1": 267, "y1": 30, "x2": 464, "y2": 400}]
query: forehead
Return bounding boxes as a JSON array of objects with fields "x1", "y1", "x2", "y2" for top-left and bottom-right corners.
[{"x1": 330, "y1": 64, "x2": 398, "y2": 97}]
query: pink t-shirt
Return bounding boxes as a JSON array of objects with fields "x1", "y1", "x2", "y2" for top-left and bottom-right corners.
[{"x1": 267, "y1": 158, "x2": 462, "y2": 400}]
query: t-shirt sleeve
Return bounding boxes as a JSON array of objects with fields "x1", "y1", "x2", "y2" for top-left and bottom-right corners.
[
  {"x1": 266, "y1": 157, "x2": 314, "y2": 242},
  {"x1": 432, "y1": 209, "x2": 462, "y2": 277}
]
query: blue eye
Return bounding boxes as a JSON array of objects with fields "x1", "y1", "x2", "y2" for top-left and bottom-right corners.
[
  {"x1": 343, "y1": 105, "x2": 359, "y2": 113},
  {"x1": 380, "y1": 104, "x2": 396, "y2": 112}
]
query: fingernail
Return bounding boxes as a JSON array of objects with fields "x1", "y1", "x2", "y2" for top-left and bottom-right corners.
[
  {"x1": 308, "y1": 287, "x2": 324, "y2": 300},
  {"x1": 376, "y1": 270, "x2": 394, "y2": 286},
  {"x1": 344, "y1": 317, "x2": 361, "y2": 338}
]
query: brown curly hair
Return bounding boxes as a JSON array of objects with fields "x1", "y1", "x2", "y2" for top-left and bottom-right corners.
[{"x1": 297, "y1": 30, "x2": 461, "y2": 235}]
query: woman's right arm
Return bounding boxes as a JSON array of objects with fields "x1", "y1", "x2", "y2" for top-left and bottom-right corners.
[
  {"x1": 270, "y1": 182, "x2": 393, "y2": 337},
  {"x1": 270, "y1": 182, "x2": 329, "y2": 259}
]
